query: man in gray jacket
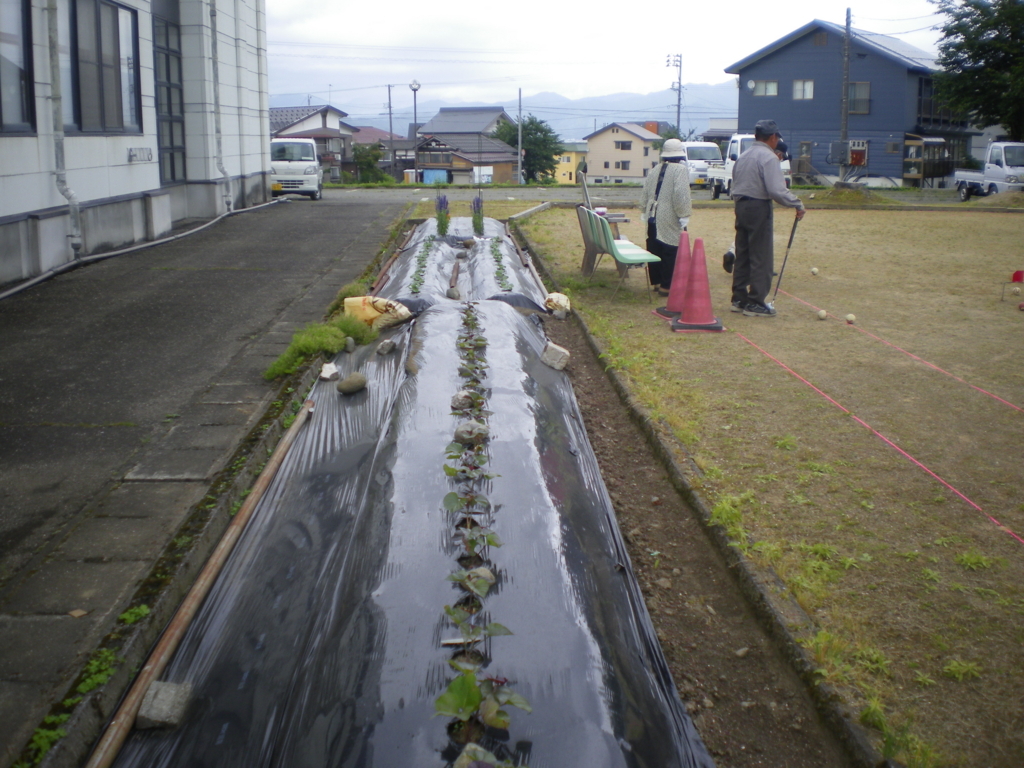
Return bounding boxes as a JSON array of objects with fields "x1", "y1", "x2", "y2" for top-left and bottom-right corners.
[{"x1": 731, "y1": 120, "x2": 806, "y2": 317}]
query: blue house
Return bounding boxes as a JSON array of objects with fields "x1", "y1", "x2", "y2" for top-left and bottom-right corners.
[{"x1": 725, "y1": 20, "x2": 971, "y2": 187}]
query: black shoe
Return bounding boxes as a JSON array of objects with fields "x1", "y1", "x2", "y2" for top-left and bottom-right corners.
[
  {"x1": 742, "y1": 302, "x2": 777, "y2": 318},
  {"x1": 730, "y1": 300, "x2": 746, "y2": 313},
  {"x1": 723, "y1": 251, "x2": 735, "y2": 273}
]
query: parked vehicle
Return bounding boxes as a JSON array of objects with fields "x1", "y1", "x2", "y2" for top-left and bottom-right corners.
[
  {"x1": 270, "y1": 138, "x2": 323, "y2": 200},
  {"x1": 708, "y1": 133, "x2": 791, "y2": 199},
  {"x1": 954, "y1": 142, "x2": 1024, "y2": 201},
  {"x1": 680, "y1": 141, "x2": 723, "y2": 188}
]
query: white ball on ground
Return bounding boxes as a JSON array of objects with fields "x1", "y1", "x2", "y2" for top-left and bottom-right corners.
[
  {"x1": 811, "y1": 268, "x2": 819, "y2": 275},
  {"x1": 1013, "y1": 286, "x2": 1021, "y2": 296},
  {"x1": 845, "y1": 314, "x2": 856, "y2": 324},
  {"x1": 817, "y1": 309, "x2": 827, "y2": 320}
]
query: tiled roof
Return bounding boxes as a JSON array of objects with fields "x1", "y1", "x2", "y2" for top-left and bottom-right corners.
[
  {"x1": 418, "y1": 107, "x2": 514, "y2": 135},
  {"x1": 351, "y1": 125, "x2": 403, "y2": 144},
  {"x1": 424, "y1": 133, "x2": 518, "y2": 161},
  {"x1": 269, "y1": 105, "x2": 352, "y2": 136},
  {"x1": 582, "y1": 123, "x2": 661, "y2": 141},
  {"x1": 725, "y1": 19, "x2": 937, "y2": 73}
]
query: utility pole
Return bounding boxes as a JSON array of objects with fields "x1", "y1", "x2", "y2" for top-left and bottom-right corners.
[
  {"x1": 517, "y1": 88, "x2": 523, "y2": 185},
  {"x1": 386, "y1": 84, "x2": 395, "y2": 180},
  {"x1": 840, "y1": 8, "x2": 851, "y2": 181},
  {"x1": 667, "y1": 53, "x2": 682, "y2": 135}
]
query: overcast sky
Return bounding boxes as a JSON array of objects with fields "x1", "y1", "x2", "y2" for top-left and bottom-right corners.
[{"x1": 266, "y1": 0, "x2": 946, "y2": 128}]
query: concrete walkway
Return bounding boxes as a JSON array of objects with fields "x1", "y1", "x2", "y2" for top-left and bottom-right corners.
[{"x1": 0, "y1": 194, "x2": 404, "y2": 767}]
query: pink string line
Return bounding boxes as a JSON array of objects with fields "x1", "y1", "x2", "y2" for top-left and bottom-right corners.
[
  {"x1": 777, "y1": 289, "x2": 1023, "y2": 412},
  {"x1": 735, "y1": 332, "x2": 1024, "y2": 547}
]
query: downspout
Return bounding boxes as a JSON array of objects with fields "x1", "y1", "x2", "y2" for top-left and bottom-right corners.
[
  {"x1": 46, "y1": 0, "x2": 83, "y2": 259},
  {"x1": 209, "y1": 0, "x2": 232, "y2": 212}
]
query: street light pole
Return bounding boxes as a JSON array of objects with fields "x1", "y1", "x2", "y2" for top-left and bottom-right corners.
[
  {"x1": 410, "y1": 79, "x2": 420, "y2": 184},
  {"x1": 666, "y1": 53, "x2": 682, "y2": 135}
]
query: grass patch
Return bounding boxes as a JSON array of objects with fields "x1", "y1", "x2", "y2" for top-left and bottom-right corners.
[{"x1": 264, "y1": 317, "x2": 378, "y2": 380}]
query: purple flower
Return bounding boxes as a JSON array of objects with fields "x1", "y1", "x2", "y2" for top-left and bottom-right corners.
[{"x1": 435, "y1": 194, "x2": 449, "y2": 213}]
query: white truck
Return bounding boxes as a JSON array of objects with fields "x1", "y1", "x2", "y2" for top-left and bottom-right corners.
[
  {"x1": 680, "y1": 141, "x2": 723, "y2": 189},
  {"x1": 707, "y1": 133, "x2": 791, "y2": 199},
  {"x1": 954, "y1": 142, "x2": 1024, "y2": 201},
  {"x1": 270, "y1": 137, "x2": 324, "y2": 200}
]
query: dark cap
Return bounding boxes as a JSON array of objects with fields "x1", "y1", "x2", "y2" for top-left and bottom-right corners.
[{"x1": 754, "y1": 119, "x2": 782, "y2": 138}]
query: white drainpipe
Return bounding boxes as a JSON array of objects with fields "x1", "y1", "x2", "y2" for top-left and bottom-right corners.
[
  {"x1": 46, "y1": 0, "x2": 82, "y2": 259},
  {"x1": 209, "y1": 0, "x2": 232, "y2": 212}
]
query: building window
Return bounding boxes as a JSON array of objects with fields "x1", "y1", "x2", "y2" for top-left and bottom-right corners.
[
  {"x1": 753, "y1": 80, "x2": 778, "y2": 97},
  {"x1": 614, "y1": 140, "x2": 632, "y2": 150},
  {"x1": 60, "y1": 0, "x2": 141, "y2": 132},
  {"x1": 620, "y1": 160, "x2": 630, "y2": 171},
  {"x1": 799, "y1": 141, "x2": 811, "y2": 157},
  {"x1": 644, "y1": 146, "x2": 649, "y2": 156},
  {"x1": 813, "y1": 32, "x2": 827, "y2": 46},
  {"x1": 154, "y1": 17, "x2": 185, "y2": 182},
  {"x1": 886, "y1": 142, "x2": 901, "y2": 154},
  {"x1": 0, "y1": 0, "x2": 34, "y2": 131},
  {"x1": 793, "y1": 80, "x2": 814, "y2": 100},
  {"x1": 561, "y1": 155, "x2": 571, "y2": 162},
  {"x1": 849, "y1": 82, "x2": 870, "y2": 114},
  {"x1": 614, "y1": 161, "x2": 620, "y2": 169},
  {"x1": 604, "y1": 161, "x2": 609, "y2": 169}
]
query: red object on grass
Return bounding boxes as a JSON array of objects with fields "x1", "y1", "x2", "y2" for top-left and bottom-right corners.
[
  {"x1": 653, "y1": 231, "x2": 691, "y2": 320},
  {"x1": 671, "y1": 238, "x2": 723, "y2": 332}
]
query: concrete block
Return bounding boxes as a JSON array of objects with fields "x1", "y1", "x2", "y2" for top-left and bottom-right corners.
[
  {"x1": 137, "y1": 681, "x2": 192, "y2": 729},
  {"x1": 540, "y1": 341, "x2": 570, "y2": 371}
]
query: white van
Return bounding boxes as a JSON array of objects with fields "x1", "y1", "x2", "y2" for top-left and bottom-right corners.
[
  {"x1": 680, "y1": 141, "x2": 723, "y2": 188},
  {"x1": 270, "y1": 138, "x2": 323, "y2": 200}
]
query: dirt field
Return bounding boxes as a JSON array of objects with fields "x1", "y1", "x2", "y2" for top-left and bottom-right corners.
[{"x1": 520, "y1": 205, "x2": 1024, "y2": 767}]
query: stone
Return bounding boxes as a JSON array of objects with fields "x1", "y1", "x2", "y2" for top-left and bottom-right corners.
[
  {"x1": 446, "y1": 286, "x2": 461, "y2": 300},
  {"x1": 137, "y1": 681, "x2": 192, "y2": 729},
  {"x1": 345, "y1": 336, "x2": 356, "y2": 353},
  {"x1": 376, "y1": 339, "x2": 396, "y2": 355},
  {"x1": 336, "y1": 372, "x2": 367, "y2": 395},
  {"x1": 540, "y1": 341, "x2": 570, "y2": 370}
]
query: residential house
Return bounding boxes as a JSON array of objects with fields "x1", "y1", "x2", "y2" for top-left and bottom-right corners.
[
  {"x1": 555, "y1": 142, "x2": 587, "y2": 184},
  {"x1": 583, "y1": 123, "x2": 662, "y2": 184},
  {"x1": 415, "y1": 107, "x2": 519, "y2": 184},
  {"x1": 270, "y1": 105, "x2": 358, "y2": 171},
  {"x1": 1, "y1": 0, "x2": 270, "y2": 287},
  {"x1": 725, "y1": 20, "x2": 971, "y2": 187}
]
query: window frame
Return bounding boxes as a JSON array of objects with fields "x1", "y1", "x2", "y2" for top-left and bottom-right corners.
[
  {"x1": 848, "y1": 82, "x2": 870, "y2": 115},
  {"x1": 752, "y1": 80, "x2": 778, "y2": 97},
  {"x1": 793, "y1": 79, "x2": 814, "y2": 100},
  {"x1": 0, "y1": 0, "x2": 36, "y2": 132},
  {"x1": 154, "y1": 15, "x2": 185, "y2": 182},
  {"x1": 65, "y1": 0, "x2": 142, "y2": 134}
]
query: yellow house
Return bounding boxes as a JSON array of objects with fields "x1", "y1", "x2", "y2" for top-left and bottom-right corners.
[
  {"x1": 583, "y1": 123, "x2": 662, "y2": 184},
  {"x1": 555, "y1": 142, "x2": 588, "y2": 184}
]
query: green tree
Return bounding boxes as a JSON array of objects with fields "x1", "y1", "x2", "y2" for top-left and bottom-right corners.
[
  {"x1": 492, "y1": 115, "x2": 563, "y2": 182},
  {"x1": 652, "y1": 126, "x2": 696, "y2": 150},
  {"x1": 353, "y1": 143, "x2": 388, "y2": 182},
  {"x1": 932, "y1": 0, "x2": 1024, "y2": 140}
]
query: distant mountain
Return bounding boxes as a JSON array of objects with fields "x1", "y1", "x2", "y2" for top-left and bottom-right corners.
[{"x1": 271, "y1": 82, "x2": 738, "y2": 142}]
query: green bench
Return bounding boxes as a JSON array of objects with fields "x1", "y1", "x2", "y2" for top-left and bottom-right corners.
[{"x1": 578, "y1": 206, "x2": 660, "y2": 300}]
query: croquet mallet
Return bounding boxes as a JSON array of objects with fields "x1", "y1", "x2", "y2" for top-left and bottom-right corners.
[{"x1": 772, "y1": 211, "x2": 800, "y2": 303}]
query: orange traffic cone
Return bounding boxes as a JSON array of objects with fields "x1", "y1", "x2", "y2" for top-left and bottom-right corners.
[
  {"x1": 671, "y1": 238, "x2": 723, "y2": 332},
  {"x1": 653, "y1": 231, "x2": 691, "y2": 320}
]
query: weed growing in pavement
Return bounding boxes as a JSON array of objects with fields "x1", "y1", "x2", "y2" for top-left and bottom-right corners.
[
  {"x1": 954, "y1": 549, "x2": 996, "y2": 571},
  {"x1": 774, "y1": 435, "x2": 797, "y2": 450},
  {"x1": 117, "y1": 604, "x2": 150, "y2": 625}
]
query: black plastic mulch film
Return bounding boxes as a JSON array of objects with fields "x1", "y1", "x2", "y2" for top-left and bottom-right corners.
[{"x1": 113, "y1": 217, "x2": 714, "y2": 768}]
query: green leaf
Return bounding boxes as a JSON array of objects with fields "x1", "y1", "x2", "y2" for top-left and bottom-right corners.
[
  {"x1": 479, "y1": 696, "x2": 510, "y2": 729},
  {"x1": 484, "y1": 622, "x2": 513, "y2": 637},
  {"x1": 466, "y1": 577, "x2": 491, "y2": 598},
  {"x1": 443, "y1": 464, "x2": 459, "y2": 477},
  {"x1": 445, "y1": 604, "x2": 470, "y2": 625},
  {"x1": 443, "y1": 492, "x2": 466, "y2": 511},
  {"x1": 502, "y1": 690, "x2": 532, "y2": 713},
  {"x1": 448, "y1": 657, "x2": 482, "y2": 674},
  {"x1": 434, "y1": 672, "x2": 482, "y2": 721}
]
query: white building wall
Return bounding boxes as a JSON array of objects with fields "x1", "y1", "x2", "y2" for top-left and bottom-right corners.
[{"x1": 0, "y1": 0, "x2": 270, "y2": 287}]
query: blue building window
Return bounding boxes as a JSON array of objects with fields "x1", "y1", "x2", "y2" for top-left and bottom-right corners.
[
  {"x1": 0, "y1": 0, "x2": 34, "y2": 131},
  {"x1": 849, "y1": 82, "x2": 870, "y2": 114},
  {"x1": 793, "y1": 80, "x2": 814, "y2": 100},
  {"x1": 753, "y1": 80, "x2": 778, "y2": 97}
]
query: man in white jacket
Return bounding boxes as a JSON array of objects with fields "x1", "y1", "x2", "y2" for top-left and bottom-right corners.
[{"x1": 637, "y1": 139, "x2": 692, "y2": 296}]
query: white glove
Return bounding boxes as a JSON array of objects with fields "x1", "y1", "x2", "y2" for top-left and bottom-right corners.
[{"x1": 679, "y1": 217, "x2": 689, "y2": 230}]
